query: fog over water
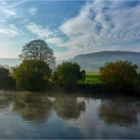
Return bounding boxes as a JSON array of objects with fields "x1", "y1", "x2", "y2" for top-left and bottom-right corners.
[{"x1": 0, "y1": 91, "x2": 140, "y2": 139}]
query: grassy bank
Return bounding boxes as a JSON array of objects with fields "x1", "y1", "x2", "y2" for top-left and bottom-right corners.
[{"x1": 84, "y1": 71, "x2": 102, "y2": 84}]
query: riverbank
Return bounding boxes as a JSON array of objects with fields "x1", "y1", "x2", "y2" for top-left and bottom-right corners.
[{"x1": 0, "y1": 81, "x2": 140, "y2": 98}]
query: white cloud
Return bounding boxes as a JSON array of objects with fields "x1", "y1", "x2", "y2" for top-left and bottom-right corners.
[
  {"x1": 26, "y1": 22, "x2": 65, "y2": 47},
  {"x1": 57, "y1": 0, "x2": 140, "y2": 60},
  {"x1": 60, "y1": 3, "x2": 92, "y2": 36},
  {"x1": 29, "y1": 7, "x2": 37, "y2": 15},
  {"x1": 0, "y1": 24, "x2": 20, "y2": 37},
  {"x1": 26, "y1": 22, "x2": 53, "y2": 38},
  {"x1": 0, "y1": 0, "x2": 139, "y2": 60},
  {"x1": 2, "y1": 8, "x2": 16, "y2": 16},
  {"x1": 47, "y1": 37, "x2": 64, "y2": 46},
  {"x1": 0, "y1": 0, "x2": 22, "y2": 19},
  {"x1": 0, "y1": 0, "x2": 27, "y2": 20},
  {"x1": 0, "y1": 7, "x2": 17, "y2": 19}
]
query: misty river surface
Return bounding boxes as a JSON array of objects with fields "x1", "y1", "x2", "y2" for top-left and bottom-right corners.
[{"x1": 0, "y1": 91, "x2": 140, "y2": 139}]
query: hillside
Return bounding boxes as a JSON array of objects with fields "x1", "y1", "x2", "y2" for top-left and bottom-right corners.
[
  {"x1": 0, "y1": 51, "x2": 140, "y2": 71},
  {"x1": 72, "y1": 51, "x2": 140, "y2": 71}
]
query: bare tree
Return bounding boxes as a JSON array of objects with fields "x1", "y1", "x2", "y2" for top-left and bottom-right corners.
[{"x1": 19, "y1": 39, "x2": 55, "y2": 67}]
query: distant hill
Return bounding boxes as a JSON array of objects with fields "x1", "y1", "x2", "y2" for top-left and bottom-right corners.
[
  {"x1": 71, "y1": 51, "x2": 140, "y2": 71},
  {"x1": 0, "y1": 58, "x2": 21, "y2": 66},
  {"x1": 0, "y1": 51, "x2": 140, "y2": 71}
]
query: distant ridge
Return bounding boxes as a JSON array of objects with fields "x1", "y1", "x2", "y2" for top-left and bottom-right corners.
[
  {"x1": 0, "y1": 58, "x2": 21, "y2": 66},
  {"x1": 0, "y1": 51, "x2": 140, "y2": 70},
  {"x1": 72, "y1": 51, "x2": 140, "y2": 71}
]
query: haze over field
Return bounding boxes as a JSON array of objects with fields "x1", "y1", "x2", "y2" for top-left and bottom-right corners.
[
  {"x1": 72, "y1": 51, "x2": 140, "y2": 71},
  {"x1": 0, "y1": 0, "x2": 140, "y2": 61},
  {"x1": 0, "y1": 58, "x2": 21, "y2": 66},
  {"x1": 0, "y1": 51, "x2": 139, "y2": 72}
]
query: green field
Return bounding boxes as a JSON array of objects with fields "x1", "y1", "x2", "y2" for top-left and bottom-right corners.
[{"x1": 84, "y1": 72, "x2": 102, "y2": 84}]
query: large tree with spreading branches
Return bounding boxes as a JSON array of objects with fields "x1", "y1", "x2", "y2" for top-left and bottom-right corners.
[{"x1": 19, "y1": 39, "x2": 55, "y2": 68}]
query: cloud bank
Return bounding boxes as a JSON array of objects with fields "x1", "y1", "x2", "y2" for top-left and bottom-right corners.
[
  {"x1": 0, "y1": 0, "x2": 140, "y2": 60},
  {"x1": 56, "y1": 0, "x2": 140, "y2": 59}
]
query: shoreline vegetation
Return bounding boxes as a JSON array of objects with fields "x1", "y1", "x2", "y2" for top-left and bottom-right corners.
[{"x1": 0, "y1": 39, "x2": 140, "y2": 96}]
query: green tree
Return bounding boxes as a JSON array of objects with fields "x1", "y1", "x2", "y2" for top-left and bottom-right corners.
[
  {"x1": 19, "y1": 39, "x2": 55, "y2": 68},
  {"x1": 12, "y1": 60, "x2": 51, "y2": 91},
  {"x1": 0, "y1": 66, "x2": 15, "y2": 89},
  {"x1": 54, "y1": 62, "x2": 85, "y2": 88},
  {"x1": 100, "y1": 61, "x2": 138, "y2": 91}
]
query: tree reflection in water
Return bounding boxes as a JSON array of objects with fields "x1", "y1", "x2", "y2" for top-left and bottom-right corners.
[
  {"x1": 0, "y1": 93, "x2": 13, "y2": 113},
  {"x1": 54, "y1": 95, "x2": 86, "y2": 120},
  {"x1": 13, "y1": 93, "x2": 52, "y2": 121},
  {"x1": 13, "y1": 93, "x2": 86, "y2": 121},
  {"x1": 99, "y1": 98, "x2": 138, "y2": 126},
  {"x1": 0, "y1": 101, "x2": 9, "y2": 112},
  {"x1": 0, "y1": 91, "x2": 140, "y2": 129}
]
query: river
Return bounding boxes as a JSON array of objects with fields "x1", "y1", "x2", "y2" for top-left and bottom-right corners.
[{"x1": 0, "y1": 91, "x2": 139, "y2": 139}]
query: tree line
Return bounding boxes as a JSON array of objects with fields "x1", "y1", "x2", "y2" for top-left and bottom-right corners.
[{"x1": 0, "y1": 39, "x2": 140, "y2": 92}]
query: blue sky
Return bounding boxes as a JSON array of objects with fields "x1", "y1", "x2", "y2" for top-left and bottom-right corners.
[{"x1": 0, "y1": 0, "x2": 140, "y2": 60}]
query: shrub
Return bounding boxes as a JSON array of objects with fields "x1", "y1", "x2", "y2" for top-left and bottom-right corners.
[
  {"x1": 0, "y1": 66, "x2": 16, "y2": 89},
  {"x1": 54, "y1": 62, "x2": 85, "y2": 88},
  {"x1": 100, "y1": 61, "x2": 138, "y2": 91}
]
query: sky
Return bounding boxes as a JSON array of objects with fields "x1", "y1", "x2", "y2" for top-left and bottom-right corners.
[{"x1": 0, "y1": 0, "x2": 140, "y2": 60}]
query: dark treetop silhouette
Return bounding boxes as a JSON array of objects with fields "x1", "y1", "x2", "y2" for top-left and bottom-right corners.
[{"x1": 19, "y1": 39, "x2": 55, "y2": 67}]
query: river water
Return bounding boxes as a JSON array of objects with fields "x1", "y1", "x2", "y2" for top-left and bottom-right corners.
[{"x1": 0, "y1": 91, "x2": 140, "y2": 139}]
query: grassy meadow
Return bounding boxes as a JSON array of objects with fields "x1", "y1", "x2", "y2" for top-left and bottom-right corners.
[{"x1": 84, "y1": 71, "x2": 102, "y2": 84}]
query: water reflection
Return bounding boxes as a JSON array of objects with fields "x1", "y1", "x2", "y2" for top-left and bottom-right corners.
[
  {"x1": 0, "y1": 92, "x2": 140, "y2": 138},
  {"x1": 0, "y1": 94, "x2": 12, "y2": 113},
  {"x1": 99, "y1": 98, "x2": 138, "y2": 126},
  {"x1": 13, "y1": 93, "x2": 52, "y2": 121},
  {"x1": 0, "y1": 93, "x2": 139, "y2": 127},
  {"x1": 12, "y1": 93, "x2": 86, "y2": 121},
  {"x1": 54, "y1": 95, "x2": 86, "y2": 120}
]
